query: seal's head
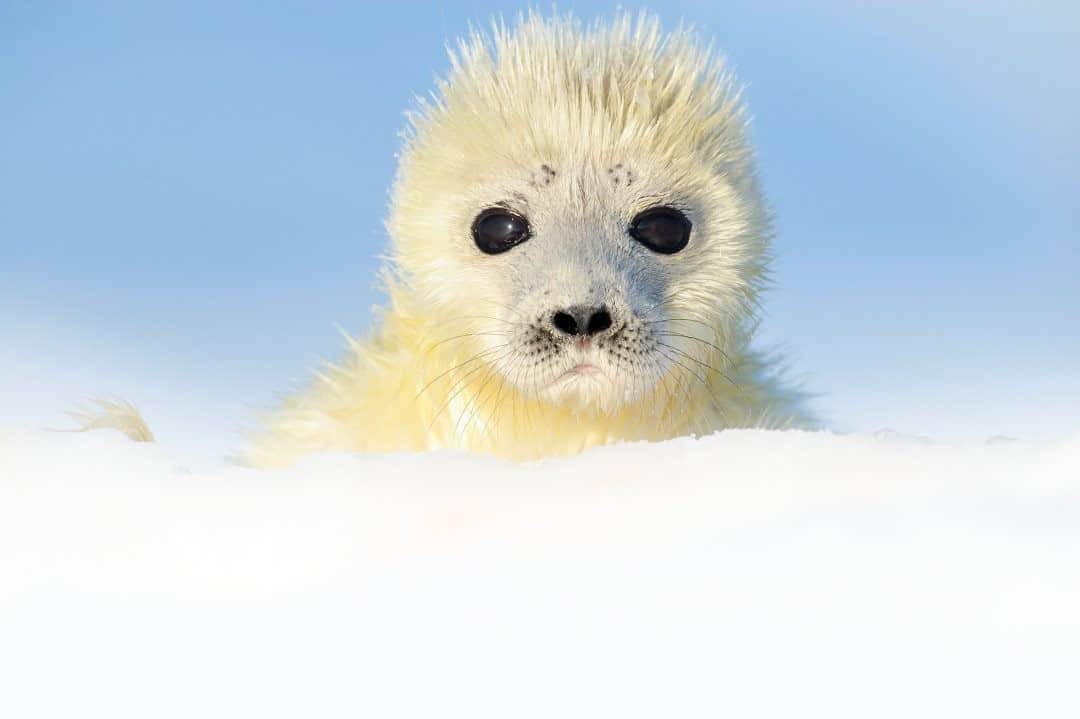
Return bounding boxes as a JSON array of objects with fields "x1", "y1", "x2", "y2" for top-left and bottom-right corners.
[{"x1": 389, "y1": 13, "x2": 769, "y2": 416}]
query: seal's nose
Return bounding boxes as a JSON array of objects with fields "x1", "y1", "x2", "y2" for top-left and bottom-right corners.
[{"x1": 552, "y1": 305, "x2": 613, "y2": 337}]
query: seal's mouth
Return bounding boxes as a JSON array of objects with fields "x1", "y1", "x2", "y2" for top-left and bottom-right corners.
[
  {"x1": 570, "y1": 362, "x2": 599, "y2": 375},
  {"x1": 505, "y1": 309, "x2": 664, "y2": 411},
  {"x1": 554, "y1": 362, "x2": 602, "y2": 384}
]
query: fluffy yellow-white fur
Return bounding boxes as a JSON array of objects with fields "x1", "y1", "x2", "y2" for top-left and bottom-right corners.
[{"x1": 243, "y1": 12, "x2": 809, "y2": 467}]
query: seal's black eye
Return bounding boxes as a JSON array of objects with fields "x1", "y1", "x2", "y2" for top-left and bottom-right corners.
[
  {"x1": 472, "y1": 209, "x2": 531, "y2": 255},
  {"x1": 629, "y1": 207, "x2": 692, "y2": 254}
]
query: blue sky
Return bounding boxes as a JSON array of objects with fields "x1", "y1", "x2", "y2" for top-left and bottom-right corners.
[{"x1": 2, "y1": 1, "x2": 1077, "y2": 462}]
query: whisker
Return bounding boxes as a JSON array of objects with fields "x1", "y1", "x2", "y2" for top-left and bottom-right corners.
[
  {"x1": 653, "y1": 351, "x2": 696, "y2": 422},
  {"x1": 654, "y1": 346, "x2": 730, "y2": 424},
  {"x1": 469, "y1": 356, "x2": 512, "y2": 443},
  {"x1": 415, "y1": 344, "x2": 508, "y2": 401},
  {"x1": 455, "y1": 362, "x2": 505, "y2": 441},
  {"x1": 652, "y1": 331, "x2": 732, "y2": 364},
  {"x1": 426, "y1": 331, "x2": 509, "y2": 354},
  {"x1": 655, "y1": 341, "x2": 738, "y2": 389},
  {"x1": 643, "y1": 316, "x2": 716, "y2": 332},
  {"x1": 445, "y1": 314, "x2": 523, "y2": 327},
  {"x1": 427, "y1": 348, "x2": 513, "y2": 432}
]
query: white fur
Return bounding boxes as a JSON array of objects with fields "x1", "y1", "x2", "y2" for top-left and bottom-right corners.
[
  {"x1": 243, "y1": 12, "x2": 810, "y2": 466},
  {"x1": 84, "y1": 12, "x2": 811, "y2": 462}
]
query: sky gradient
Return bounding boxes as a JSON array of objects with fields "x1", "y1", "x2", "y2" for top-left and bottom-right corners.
[{"x1": 2, "y1": 1, "x2": 1078, "y2": 462}]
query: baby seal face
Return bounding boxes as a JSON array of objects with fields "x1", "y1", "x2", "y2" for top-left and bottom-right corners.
[
  {"x1": 461, "y1": 161, "x2": 705, "y2": 413},
  {"x1": 389, "y1": 15, "x2": 770, "y2": 417}
]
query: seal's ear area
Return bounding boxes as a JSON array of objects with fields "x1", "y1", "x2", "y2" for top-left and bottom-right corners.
[{"x1": 64, "y1": 399, "x2": 155, "y2": 443}]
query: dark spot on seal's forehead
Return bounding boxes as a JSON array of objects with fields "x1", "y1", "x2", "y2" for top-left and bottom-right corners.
[
  {"x1": 608, "y1": 163, "x2": 634, "y2": 187},
  {"x1": 530, "y1": 164, "x2": 556, "y2": 188}
]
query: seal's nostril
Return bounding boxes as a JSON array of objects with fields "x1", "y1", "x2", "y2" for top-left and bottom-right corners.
[
  {"x1": 552, "y1": 311, "x2": 580, "y2": 336},
  {"x1": 586, "y1": 308, "x2": 612, "y2": 336},
  {"x1": 553, "y1": 306, "x2": 611, "y2": 337}
]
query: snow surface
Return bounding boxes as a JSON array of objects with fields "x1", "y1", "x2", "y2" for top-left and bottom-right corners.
[{"x1": 3, "y1": 427, "x2": 1080, "y2": 718}]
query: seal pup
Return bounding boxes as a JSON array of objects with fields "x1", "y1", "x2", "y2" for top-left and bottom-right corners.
[
  {"x1": 83, "y1": 12, "x2": 811, "y2": 463},
  {"x1": 244, "y1": 12, "x2": 810, "y2": 465}
]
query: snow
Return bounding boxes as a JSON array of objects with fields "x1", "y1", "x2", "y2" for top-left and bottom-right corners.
[{"x1": 3, "y1": 427, "x2": 1080, "y2": 718}]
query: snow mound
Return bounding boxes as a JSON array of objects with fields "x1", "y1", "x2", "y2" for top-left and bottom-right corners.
[{"x1": 3, "y1": 428, "x2": 1080, "y2": 718}]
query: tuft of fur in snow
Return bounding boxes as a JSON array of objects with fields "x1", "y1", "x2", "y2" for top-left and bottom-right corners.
[
  {"x1": 66, "y1": 399, "x2": 154, "y2": 442},
  {"x1": 2, "y1": 427, "x2": 1080, "y2": 718}
]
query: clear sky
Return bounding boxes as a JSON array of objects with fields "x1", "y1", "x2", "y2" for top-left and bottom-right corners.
[{"x1": 2, "y1": 1, "x2": 1077, "y2": 462}]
